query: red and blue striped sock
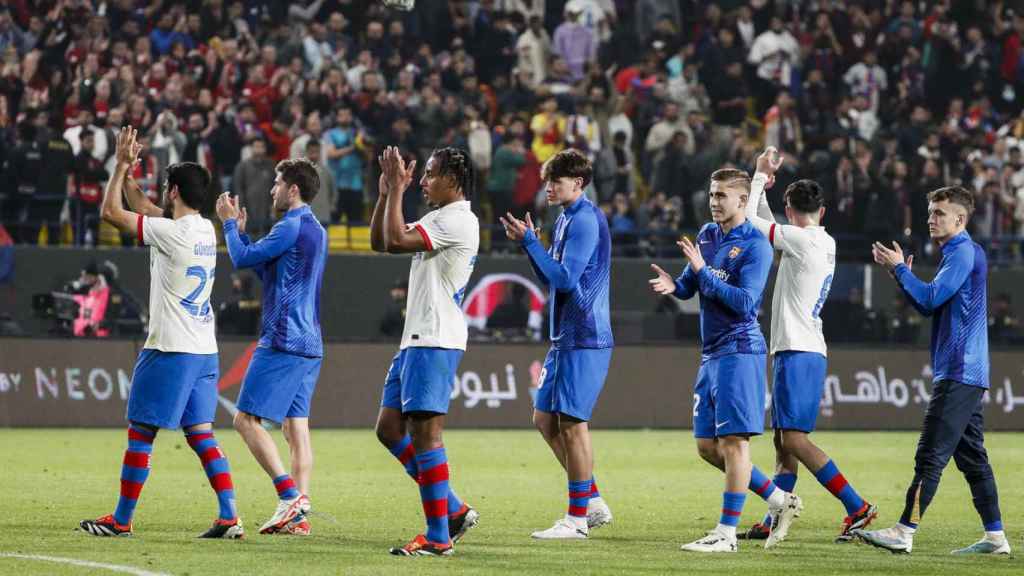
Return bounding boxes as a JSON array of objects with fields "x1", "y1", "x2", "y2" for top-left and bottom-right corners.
[
  {"x1": 589, "y1": 476, "x2": 601, "y2": 499},
  {"x1": 185, "y1": 430, "x2": 237, "y2": 521},
  {"x1": 415, "y1": 447, "x2": 451, "y2": 545},
  {"x1": 749, "y1": 466, "x2": 782, "y2": 502},
  {"x1": 113, "y1": 425, "x2": 156, "y2": 526},
  {"x1": 719, "y1": 492, "x2": 746, "y2": 530},
  {"x1": 273, "y1": 474, "x2": 300, "y2": 501},
  {"x1": 762, "y1": 472, "x2": 797, "y2": 526},
  {"x1": 814, "y1": 459, "x2": 864, "y2": 516},
  {"x1": 388, "y1": 435, "x2": 464, "y2": 516},
  {"x1": 568, "y1": 479, "x2": 591, "y2": 518}
]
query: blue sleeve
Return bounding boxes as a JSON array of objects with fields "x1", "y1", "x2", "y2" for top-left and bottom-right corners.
[
  {"x1": 673, "y1": 265, "x2": 698, "y2": 300},
  {"x1": 894, "y1": 245, "x2": 973, "y2": 317},
  {"x1": 696, "y1": 239, "x2": 772, "y2": 315},
  {"x1": 237, "y1": 232, "x2": 267, "y2": 281},
  {"x1": 526, "y1": 248, "x2": 550, "y2": 286},
  {"x1": 521, "y1": 213, "x2": 598, "y2": 293},
  {"x1": 224, "y1": 218, "x2": 299, "y2": 269}
]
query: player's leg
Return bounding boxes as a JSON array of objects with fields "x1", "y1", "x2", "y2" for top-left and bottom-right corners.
[
  {"x1": 389, "y1": 348, "x2": 462, "y2": 556},
  {"x1": 81, "y1": 350, "x2": 188, "y2": 536},
  {"x1": 949, "y1": 398, "x2": 1009, "y2": 555},
  {"x1": 180, "y1": 354, "x2": 243, "y2": 538},
  {"x1": 531, "y1": 349, "x2": 612, "y2": 539},
  {"x1": 533, "y1": 349, "x2": 569, "y2": 466},
  {"x1": 743, "y1": 430, "x2": 799, "y2": 540},
  {"x1": 377, "y1": 351, "x2": 475, "y2": 543},
  {"x1": 281, "y1": 357, "x2": 321, "y2": 498},
  {"x1": 855, "y1": 380, "x2": 976, "y2": 553},
  {"x1": 234, "y1": 347, "x2": 309, "y2": 534}
]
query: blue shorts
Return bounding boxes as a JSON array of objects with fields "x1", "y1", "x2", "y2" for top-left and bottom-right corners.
[
  {"x1": 771, "y1": 351, "x2": 827, "y2": 433},
  {"x1": 381, "y1": 347, "x2": 463, "y2": 414},
  {"x1": 237, "y1": 346, "x2": 322, "y2": 423},
  {"x1": 534, "y1": 347, "x2": 613, "y2": 422},
  {"x1": 126, "y1": 349, "x2": 219, "y2": 429},
  {"x1": 693, "y1": 354, "x2": 766, "y2": 438}
]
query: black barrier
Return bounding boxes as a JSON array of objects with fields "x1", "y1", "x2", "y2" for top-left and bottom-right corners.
[
  {"x1": 1, "y1": 338, "x2": 1022, "y2": 430},
  {"x1": 7, "y1": 247, "x2": 1024, "y2": 345}
]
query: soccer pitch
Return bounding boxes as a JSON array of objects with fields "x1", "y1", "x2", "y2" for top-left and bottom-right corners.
[{"x1": 1, "y1": 429, "x2": 1019, "y2": 575}]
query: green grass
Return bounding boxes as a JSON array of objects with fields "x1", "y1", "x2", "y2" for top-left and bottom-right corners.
[{"x1": 1, "y1": 430, "x2": 1019, "y2": 575}]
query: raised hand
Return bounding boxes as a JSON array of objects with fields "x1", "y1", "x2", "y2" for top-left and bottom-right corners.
[
  {"x1": 499, "y1": 211, "x2": 532, "y2": 242},
  {"x1": 648, "y1": 264, "x2": 676, "y2": 295},
  {"x1": 755, "y1": 146, "x2": 784, "y2": 188},
  {"x1": 872, "y1": 241, "x2": 907, "y2": 272},
  {"x1": 677, "y1": 236, "x2": 706, "y2": 272},
  {"x1": 216, "y1": 191, "x2": 240, "y2": 222},
  {"x1": 115, "y1": 126, "x2": 139, "y2": 167}
]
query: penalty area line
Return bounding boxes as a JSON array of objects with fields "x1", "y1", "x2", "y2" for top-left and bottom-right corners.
[{"x1": 0, "y1": 552, "x2": 173, "y2": 576}]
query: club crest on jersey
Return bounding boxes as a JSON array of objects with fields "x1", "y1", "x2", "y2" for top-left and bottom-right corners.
[{"x1": 728, "y1": 246, "x2": 742, "y2": 259}]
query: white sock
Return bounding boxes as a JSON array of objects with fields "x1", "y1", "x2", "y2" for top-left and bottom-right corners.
[
  {"x1": 588, "y1": 496, "x2": 604, "y2": 507},
  {"x1": 568, "y1": 515, "x2": 588, "y2": 530},
  {"x1": 896, "y1": 523, "x2": 917, "y2": 535},
  {"x1": 765, "y1": 487, "x2": 786, "y2": 508},
  {"x1": 716, "y1": 524, "x2": 737, "y2": 538},
  {"x1": 984, "y1": 530, "x2": 1006, "y2": 542}
]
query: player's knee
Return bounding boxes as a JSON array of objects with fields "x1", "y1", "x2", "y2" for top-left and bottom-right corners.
[
  {"x1": 233, "y1": 411, "x2": 256, "y2": 433},
  {"x1": 780, "y1": 429, "x2": 808, "y2": 450},
  {"x1": 696, "y1": 440, "x2": 719, "y2": 463}
]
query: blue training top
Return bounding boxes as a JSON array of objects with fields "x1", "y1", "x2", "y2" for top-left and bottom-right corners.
[
  {"x1": 894, "y1": 230, "x2": 989, "y2": 389},
  {"x1": 224, "y1": 205, "x2": 328, "y2": 358},
  {"x1": 673, "y1": 220, "x2": 773, "y2": 359},
  {"x1": 521, "y1": 195, "x2": 614, "y2": 350}
]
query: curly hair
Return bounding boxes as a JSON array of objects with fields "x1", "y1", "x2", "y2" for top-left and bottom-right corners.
[{"x1": 431, "y1": 147, "x2": 475, "y2": 198}]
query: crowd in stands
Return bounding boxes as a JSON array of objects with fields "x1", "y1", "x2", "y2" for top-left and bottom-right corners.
[{"x1": 2, "y1": 0, "x2": 1024, "y2": 263}]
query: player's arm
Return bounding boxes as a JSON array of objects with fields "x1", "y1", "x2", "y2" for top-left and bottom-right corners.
[
  {"x1": 219, "y1": 193, "x2": 298, "y2": 268},
  {"x1": 370, "y1": 168, "x2": 388, "y2": 252},
  {"x1": 893, "y1": 245, "x2": 973, "y2": 317},
  {"x1": 520, "y1": 212, "x2": 597, "y2": 293},
  {"x1": 123, "y1": 170, "x2": 162, "y2": 217},
  {"x1": 100, "y1": 127, "x2": 143, "y2": 234},
  {"x1": 746, "y1": 172, "x2": 775, "y2": 236},
  {"x1": 672, "y1": 264, "x2": 699, "y2": 300},
  {"x1": 695, "y1": 240, "x2": 773, "y2": 315},
  {"x1": 381, "y1": 146, "x2": 425, "y2": 253}
]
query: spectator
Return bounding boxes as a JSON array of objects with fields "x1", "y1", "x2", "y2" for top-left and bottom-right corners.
[
  {"x1": 379, "y1": 279, "x2": 407, "y2": 339},
  {"x1": 217, "y1": 272, "x2": 261, "y2": 336},
  {"x1": 516, "y1": 15, "x2": 551, "y2": 87},
  {"x1": 232, "y1": 137, "x2": 276, "y2": 235},
  {"x1": 552, "y1": 5, "x2": 594, "y2": 81},
  {"x1": 748, "y1": 15, "x2": 800, "y2": 115},
  {"x1": 988, "y1": 293, "x2": 1019, "y2": 345},
  {"x1": 305, "y1": 139, "x2": 336, "y2": 225},
  {"x1": 73, "y1": 129, "x2": 108, "y2": 246},
  {"x1": 489, "y1": 129, "x2": 527, "y2": 226},
  {"x1": 325, "y1": 106, "x2": 364, "y2": 224},
  {"x1": 529, "y1": 95, "x2": 565, "y2": 164}
]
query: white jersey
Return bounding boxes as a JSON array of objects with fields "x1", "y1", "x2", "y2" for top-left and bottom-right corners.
[
  {"x1": 747, "y1": 174, "x2": 835, "y2": 356},
  {"x1": 401, "y1": 200, "x2": 479, "y2": 351},
  {"x1": 138, "y1": 213, "x2": 219, "y2": 354}
]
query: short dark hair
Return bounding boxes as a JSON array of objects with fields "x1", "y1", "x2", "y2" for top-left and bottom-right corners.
[
  {"x1": 541, "y1": 149, "x2": 592, "y2": 187},
  {"x1": 709, "y1": 168, "x2": 751, "y2": 193},
  {"x1": 276, "y1": 158, "x2": 320, "y2": 202},
  {"x1": 431, "y1": 147, "x2": 475, "y2": 198},
  {"x1": 166, "y1": 162, "x2": 211, "y2": 210},
  {"x1": 783, "y1": 179, "x2": 825, "y2": 213},
  {"x1": 927, "y1": 185, "x2": 975, "y2": 217}
]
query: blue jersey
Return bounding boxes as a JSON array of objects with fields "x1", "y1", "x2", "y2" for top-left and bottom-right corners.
[
  {"x1": 673, "y1": 220, "x2": 772, "y2": 359},
  {"x1": 894, "y1": 231, "x2": 989, "y2": 388},
  {"x1": 224, "y1": 205, "x2": 328, "y2": 358},
  {"x1": 521, "y1": 195, "x2": 613, "y2": 350}
]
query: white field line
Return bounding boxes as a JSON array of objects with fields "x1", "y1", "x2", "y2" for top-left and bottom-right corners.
[{"x1": 0, "y1": 552, "x2": 173, "y2": 576}]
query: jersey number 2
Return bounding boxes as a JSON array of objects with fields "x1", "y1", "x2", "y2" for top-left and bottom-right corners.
[{"x1": 181, "y1": 266, "x2": 213, "y2": 317}]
